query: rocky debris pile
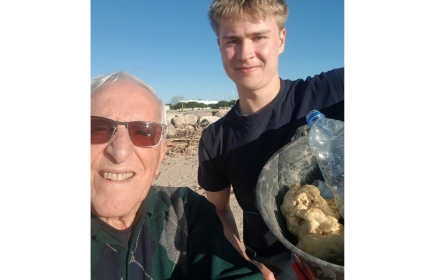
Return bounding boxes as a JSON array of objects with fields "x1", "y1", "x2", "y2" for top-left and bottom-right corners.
[{"x1": 165, "y1": 109, "x2": 229, "y2": 155}]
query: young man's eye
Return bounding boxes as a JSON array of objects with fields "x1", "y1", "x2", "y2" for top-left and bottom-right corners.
[
  {"x1": 226, "y1": 40, "x2": 238, "y2": 45},
  {"x1": 254, "y1": 36, "x2": 266, "y2": 41}
]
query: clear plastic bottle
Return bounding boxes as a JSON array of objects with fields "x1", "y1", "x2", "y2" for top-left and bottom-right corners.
[{"x1": 306, "y1": 110, "x2": 344, "y2": 219}]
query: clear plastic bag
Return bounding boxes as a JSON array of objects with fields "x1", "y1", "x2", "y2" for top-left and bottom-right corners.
[{"x1": 306, "y1": 110, "x2": 344, "y2": 219}]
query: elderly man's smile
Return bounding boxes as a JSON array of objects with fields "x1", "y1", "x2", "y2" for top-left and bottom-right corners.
[{"x1": 102, "y1": 172, "x2": 134, "y2": 181}]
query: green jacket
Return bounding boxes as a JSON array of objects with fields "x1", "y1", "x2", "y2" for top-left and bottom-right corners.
[{"x1": 91, "y1": 186, "x2": 263, "y2": 280}]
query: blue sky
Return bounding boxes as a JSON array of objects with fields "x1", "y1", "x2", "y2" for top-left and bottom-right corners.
[{"x1": 91, "y1": 0, "x2": 344, "y2": 104}]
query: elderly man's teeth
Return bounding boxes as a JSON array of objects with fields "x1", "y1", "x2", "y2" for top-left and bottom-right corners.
[{"x1": 103, "y1": 172, "x2": 134, "y2": 181}]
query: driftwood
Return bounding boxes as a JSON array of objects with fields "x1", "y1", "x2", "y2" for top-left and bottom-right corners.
[{"x1": 166, "y1": 124, "x2": 204, "y2": 156}]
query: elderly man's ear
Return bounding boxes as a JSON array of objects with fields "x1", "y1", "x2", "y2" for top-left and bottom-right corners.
[
  {"x1": 155, "y1": 139, "x2": 168, "y2": 177},
  {"x1": 161, "y1": 139, "x2": 168, "y2": 158}
]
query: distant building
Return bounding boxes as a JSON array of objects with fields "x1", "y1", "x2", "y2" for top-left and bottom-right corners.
[{"x1": 179, "y1": 99, "x2": 218, "y2": 105}]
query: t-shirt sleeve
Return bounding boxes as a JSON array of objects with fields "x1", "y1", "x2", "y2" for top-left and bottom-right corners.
[
  {"x1": 197, "y1": 128, "x2": 231, "y2": 192},
  {"x1": 319, "y1": 67, "x2": 344, "y2": 121},
  {"x1": 182, "y1": 188, "x2": 263, "y2": 279},
  {"x1": 290, "y1": 67, "x2": 345, "y2": 128},
  {"x1": 325, "y1": 67, "x2": 344, "y2": 101}
]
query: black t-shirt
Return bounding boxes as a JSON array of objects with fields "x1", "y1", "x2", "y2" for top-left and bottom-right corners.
[{"x1": 197, "y1": 68, "x2": 344, "y2": 255}]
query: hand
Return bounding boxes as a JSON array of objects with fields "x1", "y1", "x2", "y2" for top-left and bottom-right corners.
[{"x1": 249, "y1": 260, "x2": 275, "y2": 280}]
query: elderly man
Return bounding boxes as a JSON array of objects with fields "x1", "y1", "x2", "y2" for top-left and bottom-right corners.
[{"x1": 91, "y1": 71, "x2": 262, "y2": 280}]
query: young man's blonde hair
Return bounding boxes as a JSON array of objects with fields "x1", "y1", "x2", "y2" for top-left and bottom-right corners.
[{"x1": 208, "y1": 0, "x2": 289, "y2": 36}]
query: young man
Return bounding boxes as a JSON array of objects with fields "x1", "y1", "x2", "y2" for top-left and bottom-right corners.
[
  {"x1": 198, "y1": 1, "x2": 344, "y2": 279},
  {"x1": 91, "y1": 71, "x2": 263, "y2": 280}
]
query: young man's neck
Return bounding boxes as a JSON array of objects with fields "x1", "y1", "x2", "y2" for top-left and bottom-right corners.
[{"x1": 236, "y1": 75, "x2": 281, "y2": 116}]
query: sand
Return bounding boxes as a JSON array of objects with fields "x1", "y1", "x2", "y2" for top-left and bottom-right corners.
[{"x1": 153, "y1": 151, "x2": 245, "y2": 244}]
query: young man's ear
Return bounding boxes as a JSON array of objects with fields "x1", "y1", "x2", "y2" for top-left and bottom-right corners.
[
  {"x1": 217, "y1": 38, "x2": 221, "y2": 52},
  {"x1": 278, "y1": 28, "x2": 286, "y2": 54}
]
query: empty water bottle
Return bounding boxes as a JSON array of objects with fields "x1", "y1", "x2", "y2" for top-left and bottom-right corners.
[{"x1": 306, "y1": 110, "x2": 344, "y2": 219}]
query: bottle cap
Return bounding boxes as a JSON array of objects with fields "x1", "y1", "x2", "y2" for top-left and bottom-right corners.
[{"x1": 306, "y1": 110, "x2": 324, "y2": 127}]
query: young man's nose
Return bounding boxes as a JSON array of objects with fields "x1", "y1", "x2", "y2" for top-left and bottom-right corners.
[{"x1": 237, "y1": 40, "x2": 255, "y2": 61}]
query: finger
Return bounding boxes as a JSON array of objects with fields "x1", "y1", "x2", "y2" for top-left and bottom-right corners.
[{"x1": 250, "y1": 260, "x2": 275, "y2": 280}]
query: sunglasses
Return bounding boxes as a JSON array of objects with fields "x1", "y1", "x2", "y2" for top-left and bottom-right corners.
[{"x1": 91, "y1": 116, "x2": 167, "y2": 147}]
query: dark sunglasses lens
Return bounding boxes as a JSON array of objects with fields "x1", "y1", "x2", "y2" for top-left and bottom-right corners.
[
  {"x1": 129, "y1": 122, "x2": 162, "y2": 147},
  {"x1": 91, "y1": 118, "x2": 114, "y2": 144}
]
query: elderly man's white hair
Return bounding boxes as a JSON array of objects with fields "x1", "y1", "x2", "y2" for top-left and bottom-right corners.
[{"x1": 91, "y1": 71, "x2": 168, "y2": 133}]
